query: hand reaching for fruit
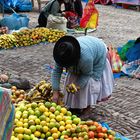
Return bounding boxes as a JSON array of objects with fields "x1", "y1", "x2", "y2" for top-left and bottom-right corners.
[{"x1": 66, "y1": 83, "x2": 80, "y2": 94}]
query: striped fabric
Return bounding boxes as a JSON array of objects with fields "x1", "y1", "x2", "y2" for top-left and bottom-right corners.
[{"x1": 0, "y1": 87, "x2": 15, "y2": 140}]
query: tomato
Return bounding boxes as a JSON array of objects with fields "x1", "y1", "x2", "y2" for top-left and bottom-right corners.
[
  {"x1": 88, "y1": 131, "x2": 95, "y2": 138},
  {"x1": 108, "y1": 134, "x2": 115, "y2": 140},
  {"x1": 97, "y1": 125, "x2": 102, "y2": 133},
  {"x1": 98, "y1": 132, "x2": 104, "y2": 138},
  {"x1": 93, "y1": 121, "x2": 99, "y2": 127},
  {"x1": 102, "y1": 127, "x2": 107, "y2": 133}
]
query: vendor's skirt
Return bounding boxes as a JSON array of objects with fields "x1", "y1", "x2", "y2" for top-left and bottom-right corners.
[{"x1": 63, "y1": 59, "x2": 114, "y2": 109}]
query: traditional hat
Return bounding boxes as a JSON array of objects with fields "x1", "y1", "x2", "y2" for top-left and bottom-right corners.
[{"x1": 53, "y1": 35, "x2": 80, "y2": 67}]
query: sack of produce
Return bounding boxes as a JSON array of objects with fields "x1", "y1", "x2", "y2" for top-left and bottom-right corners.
[{"x1": 47, "y1": 15, "x2": 67, "y2": 32}]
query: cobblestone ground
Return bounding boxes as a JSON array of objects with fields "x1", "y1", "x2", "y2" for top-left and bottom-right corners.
[{"x1": 0, "y1": 3, "x2": 140, "y2": 140}]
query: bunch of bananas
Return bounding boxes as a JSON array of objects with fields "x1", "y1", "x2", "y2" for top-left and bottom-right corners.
[
  {"x1": 0, "y1": 34, "x2": 16, "y2": 49},
  {"x1": 66, "y1": 83, "x2": 80, "y2": 94},
  {"x1": 26, "y1": 80, "x2": 52, "y2": 102}
]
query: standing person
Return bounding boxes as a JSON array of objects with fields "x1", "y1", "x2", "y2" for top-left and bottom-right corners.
[
  {"x1": 37, "y1": 0, "x2": 64, "y2": 27},
  {"x1": 51, "y1": 35, "x2": 114, "y2": 116}
]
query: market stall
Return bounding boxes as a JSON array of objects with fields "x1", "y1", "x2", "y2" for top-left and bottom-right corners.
[{"x1": 113, "y1": 0, "x2": 140, "y2": 11}]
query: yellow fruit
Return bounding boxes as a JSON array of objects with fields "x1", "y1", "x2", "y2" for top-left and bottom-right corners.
[
  {"x1": 65, "y1": 119, "x2": 72, "y2": 125},
  {"x1": 52, "y1": 133, "x2": 59, "y2": 139},
  {"x1": 35, "y1": 118, "x2": 40, "y2": 125},
  {"x1": 47, "y1": 136, "x2": 54, "y2": 140},
  {"x1": 16, "y1": 121, "x2": 23, "y2": 127},
  {"x1": 43, "y1": 126, "x2": 49, "y2": 133},
  {"x1": 50, "y1": 118, "x2": 56, "y2": 123},
  {"x1": 65, "y1": 124, "x2": 72, "y2": 130},
  {"x1": 24, "y1": 128, "x2": 31, "y2": 135},
  {"x1": 15, "y1": 127, "x2": 24, "y2": 134},
  {"x1": 51, "y1": 127, "x2": 58, "y2": 133},
  {"x1": 40, "y1": 121, "x2": 47, "y2": 126},
  {"x1": 17, "y1": 134, "x2": 23, "y2": 140},
  {"x1": 23, "y1": 123, "x2": 28, "y2": 128},
  {"x1": 39, "y1": 105, "x2": 46, "y2": 112},
  {"x1": 46, "y1": 117, "x2": 50, "y2": 123},
  {"x1": 49, "y1": 114, "x2": 55, "y2": 119},
  {"x1": 34, "y1": 131, "x2": 41, "y2": 137},
  {"x1": 56, "y1": 115, "x2": 63, "y2": 122},
  {"x1": 41, "y1": 133, "x2": 45, "y2": 139},
  {"x1": 44, "y1": 111, "x2": 49, "y2": 117},
  {"x1": 59, "y1": 126, "x2": 65, "y2": 132},
  {"x1": 59, "y1": 121, "x2": 65, "y2": 126},
  {"x1": 61, "y1": 107, "x2": 67, "y2": 114}
]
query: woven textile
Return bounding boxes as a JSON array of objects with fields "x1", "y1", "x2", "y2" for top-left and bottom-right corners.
[{"x1": 0, "y1": 87, "x2": 15, "y2": 140}]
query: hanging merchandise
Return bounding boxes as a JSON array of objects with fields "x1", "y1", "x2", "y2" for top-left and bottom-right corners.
[
  {"x1": 108, "y1": 45, "x2": 123, "y2": 73},
  {"x1": 80, "y1": 0, "x2": 99, "y2": 29},
  {"x1": 118, "y1": 40, "x2": 135, "y2": 61}
]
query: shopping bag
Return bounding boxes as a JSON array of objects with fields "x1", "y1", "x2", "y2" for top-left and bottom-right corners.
[
  {"x1": 80, "y1": 0, "x2": 99, "y2": 29},
  {"x1": 108, "y1": 46, "x2": 123, "y2": 73}
]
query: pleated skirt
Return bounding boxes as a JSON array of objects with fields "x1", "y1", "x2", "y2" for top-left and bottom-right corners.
[{"x1": 63, "y1": 59, "x2": 114, "y2": 109}]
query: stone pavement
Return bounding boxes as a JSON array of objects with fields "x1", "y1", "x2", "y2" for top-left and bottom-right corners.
[{"x1": 0, "y1": 3, "x2": 140, "y2": 140}]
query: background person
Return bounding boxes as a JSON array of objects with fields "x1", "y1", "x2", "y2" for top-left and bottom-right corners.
[
  {"x1": 37, "y1": 0, "x2": 64, "y2": 27},
  {"x1": 51, "y1": 35, "x2": 114, "y2": 116}
]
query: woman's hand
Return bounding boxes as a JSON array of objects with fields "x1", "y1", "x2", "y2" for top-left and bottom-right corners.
[{"x1": 52, "y1": 91, "x2": 60, "y2": 104}]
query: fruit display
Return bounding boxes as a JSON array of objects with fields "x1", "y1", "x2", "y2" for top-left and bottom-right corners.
[
  {"x1": 11, "y1": 86, "x2": 26, "y2": 104},
  {"x1": 11, "y1": 101, "x2": 122, "y2": 140},
  {"x1": 0, "y1": 34, "x2": 16, "y2": 49},
  {"x1": 25, "y1": 80, "x2": 64, "y2": 104},
  {"x1": 0, "y1": 27, "x2": 66, "y2": 49},
  {"x1": 62, "y1": 120, "x2": 121, "y2": 140},
  {"x1": 11, "y1": 101, "x2": 81, "y2": 140}
]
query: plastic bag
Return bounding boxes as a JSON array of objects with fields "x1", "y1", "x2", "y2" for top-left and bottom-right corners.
[
  {"x1": 80, "y1": 0, "x2": 99, "y2": 29},
  {"x1": 0, "y1": 13, "x2": 29, "y2": 30},
  {"x1": 0, "y1": 0, "x2": 32, "y2": 12},
  {"x1": 121, "y1": 59, "x2": 140, "y2": 79},
  {"x1": 13, "y1": 0, "x2": 32, "y2": 11},
  {"x1": 108, "y1": 46, "x2": 123, "y2": 73}
]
